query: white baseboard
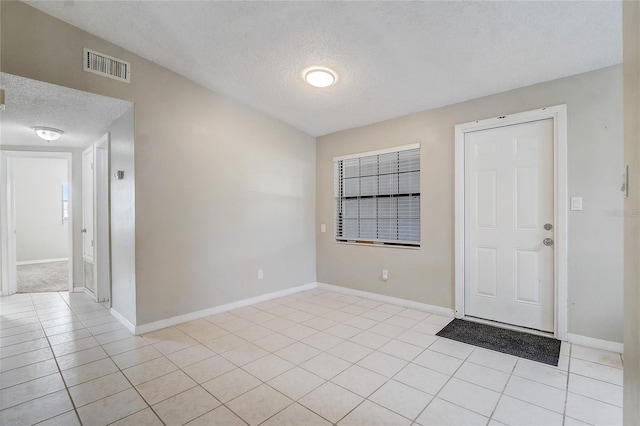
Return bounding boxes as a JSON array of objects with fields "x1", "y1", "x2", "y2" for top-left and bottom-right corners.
[
  {"x1": 81, "y1": 286, "x2": 95, "y2": 296},
  {"x1": 16, "y1": 258, "x2": 68, "y2": 266},
  {"x1": 134, "y1": 282, "x2": 318, "y2": 335},
  {"x1": 567, "y1": 333, "x2": 623, "y2": 354},
  {"x1": 110, "y1": 307, "x2": 136, "y2": 335},
  {"x1": 317, "y1": 282, "x2": 455, "y2": 317}
]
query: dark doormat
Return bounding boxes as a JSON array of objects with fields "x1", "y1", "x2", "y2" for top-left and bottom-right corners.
[{"x1": 436, "y1": 319, "x2": 561, "y2": 366}]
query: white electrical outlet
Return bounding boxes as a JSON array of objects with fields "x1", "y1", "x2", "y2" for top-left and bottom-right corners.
[
  {"x1": 320, "y1": 224, "x2": 326, "y2": 233},
  {"x1": 258, "y1": 269, "x2": 263, "y2": 279},
  {"x1": 382, "y1": 269, "x2": 389, "y2": 281}
]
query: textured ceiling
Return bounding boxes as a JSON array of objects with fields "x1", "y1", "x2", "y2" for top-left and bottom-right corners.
[
  {"x1": 0, "y1": 73, "x2": 132, "y2": 148},
  {"x1": 25, "y1": 1, "x2": 622, "y2": 137}
]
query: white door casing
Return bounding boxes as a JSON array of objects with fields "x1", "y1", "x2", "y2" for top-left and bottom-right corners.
[
  {"x1": 464, "y1": 119, "x2": 554, "y2": 331},
  {"x1": 455, "y1": 105, "x2": 568, "y2": 339},
  {"x1": 82, "y1": 146, "x2": 95, "y2": 295},
  {"x1": 94, "y1": 134, "x2": 111, "y2": 304}
]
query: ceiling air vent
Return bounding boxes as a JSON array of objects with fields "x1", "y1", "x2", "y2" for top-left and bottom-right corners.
[{"x1": 83, "y1": 48, "x2": 130, "y2": 83}]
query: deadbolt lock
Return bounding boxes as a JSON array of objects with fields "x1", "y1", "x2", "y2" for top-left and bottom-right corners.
[{"x1": 544, "y1": 223, "x2": 553, "y2": 230}]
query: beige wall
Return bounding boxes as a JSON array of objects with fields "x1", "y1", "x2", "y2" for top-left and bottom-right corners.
[
  {"x1": 1, "y1": 2, "x2": 317, "y2": 325},
  {"x1": 317, "y1": 65, "x2": 624, "y2": 343},
  {"x1": 623, "y1": 0, "x2": 640, "y2": 423}
]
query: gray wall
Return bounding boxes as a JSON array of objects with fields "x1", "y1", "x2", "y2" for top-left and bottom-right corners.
[
  {"x1": 1, "y1": 2, "x2": 317, "y2": 325},
  {"x1": 317, "y1": 65, "x2": 624, "y2": 343},
  {"x1": 623, "y1": 1, "x2": 640, "y2": 422},
  {"x1": 14, "y1": 157, "x2": 68, "y2": 262}
]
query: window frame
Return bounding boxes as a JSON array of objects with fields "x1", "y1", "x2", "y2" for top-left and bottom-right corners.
[{"x1": 333, "y1": 143, "x2": 421, "y2": 248}]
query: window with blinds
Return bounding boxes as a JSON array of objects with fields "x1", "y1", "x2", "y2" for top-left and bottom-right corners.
[{"x1": 334, "y1": 144, "x2": 420, "y2": 247}]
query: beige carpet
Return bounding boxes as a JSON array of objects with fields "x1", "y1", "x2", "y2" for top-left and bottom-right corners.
[{"x1": 17, "y1": 261, "x2": 69, "y2": 293}]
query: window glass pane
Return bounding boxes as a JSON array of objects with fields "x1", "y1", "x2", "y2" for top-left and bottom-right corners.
[
  {"x1": 359, "y1": 155, "x2": 378, "y2": 177},
  {"x1": 378, "y1": 197, "x2": 397, "y2": 218},
  {"x1": 359, "y1": 198, "x2": 376, "y2": 219},
  {"x1": 378, "y1": 173, "x2": 398, "y2": 195},
  {"x1": 343, "y1": 158, "x2": 359, "y2": 178},
  {"x1": 399, "y1": 171, "x2": 420, "y2": 194},
  {"x1": 378, "y1": 219, "x2": 398, "y2": 240},
  {"x1": 343, "y1": 199, "x2": 359, "y2": 218},
  {"x1": 399, "y1": 149, "x2": 420, "y2": 172},
  {"x1": 378, "y1": 153, "x2": 398, "y2": 174},
  {"x1": 398, "y1": 219, "x2": 420, "y2": 241},
  {"x1": 61, "y1": 183, "x2": 69, "y2": 220},
  {"x1": 343, "y1": 177, "x2": 359, "y2": 197},
  {"x1": 343, "y1": 219, "x2": 359, "y2": 238},
  {"x1": 360, "y1": 175, "x2": 378, "y2": 196},
  {"x1": 398, "y1": 195, "x2": 420, "y2": 218},
  {"x1": 360, "y1": 219, "x2": 377, "y2": 239}
]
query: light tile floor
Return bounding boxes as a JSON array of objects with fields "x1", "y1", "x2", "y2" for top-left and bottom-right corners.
[{"x1": 0, "y1": 289, "x2": 624, "y2": 426}]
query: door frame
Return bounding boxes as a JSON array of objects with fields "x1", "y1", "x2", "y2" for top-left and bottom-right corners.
[
  {"x1": 94, "y1": 133, "x2": 111, "y2": 305},
  {"x1": 0, "y1": 150, "x2": 74, "y2": 295},
  {"x1": 454, "y1": 105, "x2": 568, "y2": 340}
]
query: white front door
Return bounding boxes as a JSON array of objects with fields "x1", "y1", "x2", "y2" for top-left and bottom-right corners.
[
  {"x1": 464, "y1": 119, "x2": 555, "y2": 332},
  {"x1": 82, "y1": 147, "x2": 95, "y2": 295}
]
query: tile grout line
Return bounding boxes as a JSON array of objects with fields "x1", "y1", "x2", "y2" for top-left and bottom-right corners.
[
  {"x1": 326, "y1": 329, "x2": 445, "y2": 425},
  {"x1": 184, "y1": 292, "x2": 397, "y2": 425},
  {"x1": 408, "y1": 343, "x2": 479, "y2": 424},
  {"x1": 562, "y1": 343, "x2": 572, "y2": 426},
  {"x1": 485, "y1": 349, "x2": 519, "y2": 424},
  {"x1": 2, "y1": 289, "x2": 623, "y2": 426},
  {"x1": 189, "y1": 294, "x2": 451, "y2": 425},
  {"x1": 57, "y1": 291, "x2": 154, "y2": 425},
  {"x1": 72, "y1": 297, "x2": 168, "y2": 426},
  {"x1": 65, "y1": 292, "x2": 167, "y2": 425},
  {"x1": 32, "y1": 292, "x2": 84, "y2": 426}
]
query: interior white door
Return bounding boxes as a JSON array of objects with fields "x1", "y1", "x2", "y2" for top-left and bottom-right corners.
[
  {"x1": 82, "y1": 147, "x2": 95, "y2": 294},
  {"x1": 464, "y1": 119, "x2": 554, "y2": 332}
]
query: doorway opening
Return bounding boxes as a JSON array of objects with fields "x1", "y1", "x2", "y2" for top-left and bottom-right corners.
[{"x1": 7, "y1": 153, "x2": 73, "y2": 293}]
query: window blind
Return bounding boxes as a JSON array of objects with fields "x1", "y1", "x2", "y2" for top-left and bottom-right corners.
[{"x1": 334, "y1": 145, "x2": 420, "y2": 247}]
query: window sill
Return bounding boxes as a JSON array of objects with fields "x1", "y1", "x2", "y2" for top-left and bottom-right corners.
[{"x1": 334, "y1": 240, "x2": 421, "y2": 250}]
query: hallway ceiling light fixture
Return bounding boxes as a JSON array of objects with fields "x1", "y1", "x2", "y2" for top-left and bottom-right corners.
[
  {"x1": 304, "y1": 67, "x2": 336, "y2": 88},
  {"x1": 33, "y1": 127, "x2": 64, "y2": 142}
]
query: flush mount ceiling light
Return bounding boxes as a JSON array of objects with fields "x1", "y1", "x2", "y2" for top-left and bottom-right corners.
[
  {"x1": 304, "y1": 67, "x2": 336, "y2": 88},
  {"x1": 33, "y1": 126, "x2": 64, "y2": 142}
]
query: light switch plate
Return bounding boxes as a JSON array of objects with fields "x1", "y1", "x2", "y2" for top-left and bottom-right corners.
[
  {"x1": 570, "y1": 197, "x2": 583, "y2": 211},
  {"x1": 320, "y1": 224, "x2": 326, "y2": 233}
]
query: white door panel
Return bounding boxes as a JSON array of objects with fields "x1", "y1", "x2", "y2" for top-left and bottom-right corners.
[{"x1": 464, "y1": 119, "x2": 554, "y2": 332}]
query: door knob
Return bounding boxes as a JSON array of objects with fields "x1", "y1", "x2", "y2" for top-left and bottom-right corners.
[
  {"x1": 543, "y1": 238, "x2": 554, "y2": 246},
  {"x1": 81, "y1": 228, "x2": 87, "y2": 233}
]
